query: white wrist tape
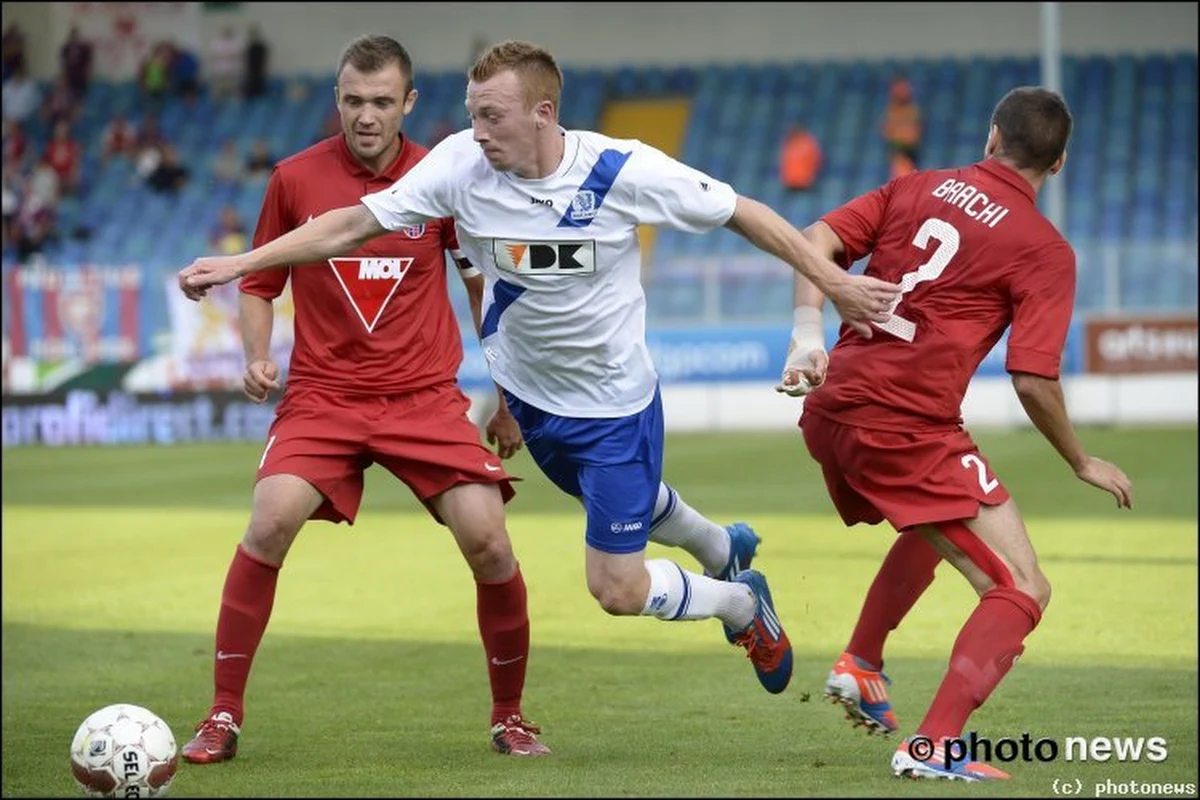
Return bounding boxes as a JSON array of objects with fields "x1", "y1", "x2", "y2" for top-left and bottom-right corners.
[{"x1": 788, "y1": 306, "x2": 826, "y2": 361}]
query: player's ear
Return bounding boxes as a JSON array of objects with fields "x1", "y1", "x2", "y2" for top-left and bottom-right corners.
[
  {"x1": 403, "y1": 88, "x2": 418, "y2": 116},
  {"x1": 984, "y1": 125, "x2": 1000, "y2": 157},
  {"x1": 535, "y1": 99, "x2": 555, "y2": 129},
  {"x1": 1049, "y1": 150, "x2": 1066, "y2": 176}
]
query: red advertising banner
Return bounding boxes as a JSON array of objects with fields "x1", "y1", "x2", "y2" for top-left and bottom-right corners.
[{"x1": 1084, "y1": 315, "x2": 1198, "y2": 375}]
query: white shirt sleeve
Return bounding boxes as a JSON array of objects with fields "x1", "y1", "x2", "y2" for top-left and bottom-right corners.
[
  {"x1": 360, "y1": 132, "x2": 467, "y2": 230},
  {"x1": 625, "y1": 141, "x2": 737, "y2": 232}
]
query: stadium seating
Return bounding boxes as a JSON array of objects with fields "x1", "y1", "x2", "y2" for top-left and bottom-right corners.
[{"x1": 6, "y1": 53, "x2": 1195, "y2": 323}]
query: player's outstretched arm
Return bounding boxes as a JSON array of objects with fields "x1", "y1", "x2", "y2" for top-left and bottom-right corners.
[
  {"x1": 1012, "y1": 371, "x2": 1134, "y2": 509},
  {"x1": 178, "y1": 204, "x2": 386, "y2": 301},
  {"x1": 724, "y1": 195, "x2": 900, "y2": 338}
]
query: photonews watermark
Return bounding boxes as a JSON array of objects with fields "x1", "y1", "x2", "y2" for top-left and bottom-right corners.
[
  {"x1": 1052, "y1": 778, "x2": 1198, "y2": 797},
  {"x1": 906, "y1": 732, "x2": 1172, "y2": 770}
]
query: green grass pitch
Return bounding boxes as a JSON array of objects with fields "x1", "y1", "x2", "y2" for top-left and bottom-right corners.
[{"x1": 2, "y1": 425, "x2": 1196, "y2": 797}]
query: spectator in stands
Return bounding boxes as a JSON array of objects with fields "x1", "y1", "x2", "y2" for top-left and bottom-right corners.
[
  {"x1": 14, "y1": 203, "x2": 55, "y2": 261},
  {"x1": 101, "y1": 112, "x2": 138, "y2": 163},
  {"x1": 208, "y1": 26, "x2": 243, "y2": 101},
  {"x1": 2, "y1": 66, "x2": 40, "y2": 125},
  {"x1": 881, "y1": 75, "x2": 921, "y2": 178},
  {"x1": 3, "y1": 119, "x2": 27, "y2": 168},
  {"x1": 59, "y1": 25, "x2": 94, "y2": 100},
  {"x1": 210, "y1": 139, "x2": 245, "y2": 186},
  {"x1": 139, "y1": 42, "x2": 172, "y2": 110},
  {"x1": 147, "y1": 144, "x2": 190, "y2": 194},
  {"x1": 245, "y1": 138, "x2": 274, "y2": 180},
  {"x1": 2, "y1": 163, "x2": 19, "y2": 246},
  {"x1": 170, "y1": 41, "x2": 202, "y2": 105},
  {"x1": 208, "y1": 204, "x2": 248, "y2": 254},
  {"x1": 15, "y1": 157, "x2": 60, "y2": 260},
  {"x1": 779, "y1": 123, "x2": 823, "y2": 192},
  {"x1": 41, "y1": 75, "x2": 78, "y2": 128},
  {"x1": 44, "y1": 120, "x2": 82, "y2": 196},
  {"x1": 243, "y1": 25, "x2": 269, "y2": 99},
  {"x1": 23, "y1": 156, "x2": 59, "y2": 217},
  {"x1": 133, "y1": 115, "x2": 167, "y2": 179},
  {"x1": 2, "y1": 22, "x2": 26, "y2": 82}
]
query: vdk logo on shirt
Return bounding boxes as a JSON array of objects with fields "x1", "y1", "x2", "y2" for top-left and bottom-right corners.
[
  {"x1": 328, "y1": 257, "x2": 414, "y2": 333},
  {"x1": 493, "y1": 240, "x2": 596, "y2": 275}
]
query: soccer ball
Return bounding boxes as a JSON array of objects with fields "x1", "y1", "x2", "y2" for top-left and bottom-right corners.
[{"x1": 70, "y1": 704, "x2": 179, "y2": 798}]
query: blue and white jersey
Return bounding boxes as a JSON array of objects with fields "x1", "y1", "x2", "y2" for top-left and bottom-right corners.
[{"x1": 360, "y1": 128, "x2": 737, "y2": 418}]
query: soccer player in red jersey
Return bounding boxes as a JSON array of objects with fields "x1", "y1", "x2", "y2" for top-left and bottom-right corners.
[
  {"x1": 776, "y1": 87, "x2": 1134, "y2": 781},
  {"x1": 180, "y1": 35, "x2": 549, "y2": 763}
]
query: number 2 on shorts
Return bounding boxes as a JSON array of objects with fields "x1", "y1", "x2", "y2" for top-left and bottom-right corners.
[{"x1": 961, "y1": 453, "x2": 999, "y2": 493}]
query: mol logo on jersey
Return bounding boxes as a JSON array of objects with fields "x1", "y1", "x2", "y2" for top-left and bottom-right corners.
[
  {"x1": 328, "y1": 257, "x2": 414, "y2": 333},
  {"x1": 492, "y1": 240, "x2": 596, "y2": 275}
]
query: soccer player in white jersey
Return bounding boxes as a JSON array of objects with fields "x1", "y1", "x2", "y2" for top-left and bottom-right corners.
[{"x1": 179, "y1": 40, "x2": 902, "y2": 697}]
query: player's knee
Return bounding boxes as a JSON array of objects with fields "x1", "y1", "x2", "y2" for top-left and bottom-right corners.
[
  {"x1": 1025, "y1": 570, "x2": 1051, "y2": 611},
  {"x1": 243, "y1": 512, "x2": 302, "y2": 563},
  {"x1": 458, "y1": 529, "x2": 516, "y2": 581},
  {"x1": 1005, "y1": 565, "x2": 1050, "y2": 612},
  {"x1": 586, "y1": 576, "x2": 641, "y2": 616}
]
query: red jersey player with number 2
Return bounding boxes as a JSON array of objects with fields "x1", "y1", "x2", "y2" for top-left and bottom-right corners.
[
  {"x1": 776, "y1": 87, "x2": 1133, "y2": 781},
  {"x1": 180, "y1": 35, "x2": 550, "y2": 764}
]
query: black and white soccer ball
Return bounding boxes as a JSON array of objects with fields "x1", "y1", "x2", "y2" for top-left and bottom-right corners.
[{"x1": 70, "y1": 704, "x2": 179, "y2": 798}]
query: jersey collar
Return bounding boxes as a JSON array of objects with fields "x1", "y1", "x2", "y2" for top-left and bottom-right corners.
[
  {"x1": 335, "y1": 132, "x2": 415, "y2": 181},
  {"x1": 977, "y1": 158, "x2": 1037, "y2": 204}
]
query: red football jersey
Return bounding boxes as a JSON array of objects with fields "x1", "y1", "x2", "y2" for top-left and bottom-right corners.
[
  {"x1": 240, "y1": 134, "x2": 467, "y2": 395},
  {"x1": 804, "y1": 159, "x2": 1076, "y2": 432}
]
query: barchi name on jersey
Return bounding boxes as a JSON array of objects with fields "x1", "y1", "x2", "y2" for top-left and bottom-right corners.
[
  {"x1": 492, "y1": 240, "x2": 597, "y2": 275},
  {"x1": 931, "y1": 178, "x2": 1011, "y2": 228},
  {"x1": 328, "y1": 257, "x2": 414, "y2": 333}
]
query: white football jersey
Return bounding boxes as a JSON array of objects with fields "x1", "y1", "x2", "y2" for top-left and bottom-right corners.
[{"x1": 361, "y1": 129, "x2": 737, "y2": 417}]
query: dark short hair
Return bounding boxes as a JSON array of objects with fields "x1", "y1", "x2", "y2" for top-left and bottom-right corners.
[
  {"x1": 990, "y1": 86, "x2": 1073, "y2": 173},
  {"x1": 336, "y1": 35, "x2": 414, "y2": 93}
]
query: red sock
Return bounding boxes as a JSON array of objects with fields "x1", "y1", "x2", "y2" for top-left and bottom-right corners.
[
  {"x1": 210, "y1": 544, "x2": 281, "y2": 726},
  {"x1": 916, "y1": 587, "x2": 1042, "y2": 741},
  {"x1": 846, "y1": 530, "x2": 941, "y2": 669},
  {"x1": 476, "y1": 567, "x2": 530, "y2": 727}
]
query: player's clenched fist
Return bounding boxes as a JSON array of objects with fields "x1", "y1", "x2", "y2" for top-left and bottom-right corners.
[
  {"x1": 776, "y1": 348, "x2": 828, "y2": 397},
  {"x1": 178, "y1": 255, "x2": 247, "y2": 301},
  {"x1": 243, "y1": 359, "x2": 281, "y2": 404}
]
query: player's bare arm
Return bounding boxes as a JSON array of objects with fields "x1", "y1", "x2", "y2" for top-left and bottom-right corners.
[
  {"x1": 723, "y1": 195, "x2": 900, "y2": 338},
  {"x1": 461, "y1": 268, "x2": 523, "y2": 459},
  {"x1": 1011, "y1": 371, "x2": 1134, "y2": 509},
  {"x1": 238, "y1": 292, "x2": 280, "y2": 404},
  {"x1": 178, "y1": 204, "x2": 386, "y2": 300},
  {"x1": 777, "y1": 222, "x2": 846, "y2": 396}
]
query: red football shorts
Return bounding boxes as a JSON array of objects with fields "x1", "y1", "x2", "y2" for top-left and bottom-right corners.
[
  {"x1": 256, "y1": 382, "x2": 516, "y2": 525},
  {"x1": 799, "y1": 410, "x2": 1009, "y2": 531}
]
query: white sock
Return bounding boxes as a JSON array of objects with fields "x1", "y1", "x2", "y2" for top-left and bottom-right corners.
[
  {"x1": 642, "y1": 558, "x2": 755, "y2": 629},
  {"x1": 648, "y1": 483, "x2": 730, "y2": 575}
]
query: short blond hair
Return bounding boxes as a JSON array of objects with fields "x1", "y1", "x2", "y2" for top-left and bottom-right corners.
[{"x1": 469, "y1": 40, "x2": 563, "y2": 115}]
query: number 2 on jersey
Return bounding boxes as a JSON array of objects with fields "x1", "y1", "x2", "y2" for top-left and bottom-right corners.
[{"x1": 872, "y1": 218, "x2": 961, "y2": 342}]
